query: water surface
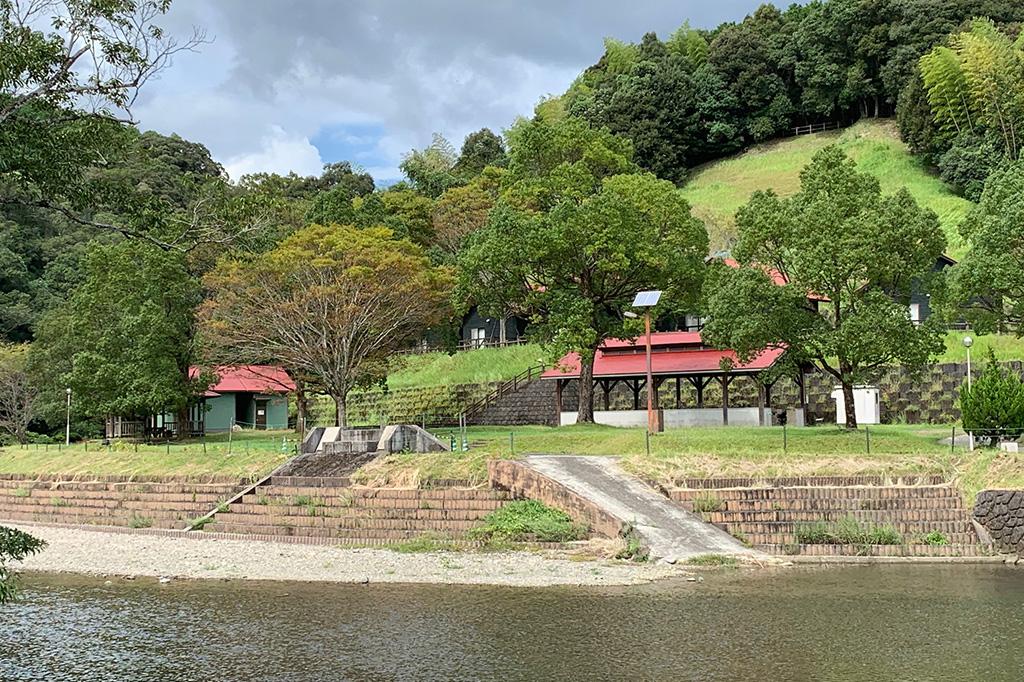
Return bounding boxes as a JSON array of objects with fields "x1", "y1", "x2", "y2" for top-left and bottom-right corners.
[{"x1": 3, "y1": 565, "x2": 1023, "y2": 681}]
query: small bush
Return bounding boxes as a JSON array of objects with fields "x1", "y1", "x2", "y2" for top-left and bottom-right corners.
[
  {"x1": 614, "y1": 523, "x2": 649, "y2": 562},
  {"x1": 960, "y1": 349, "x2": 1024, "y2": 445},
  {"x1": 469, "y1": 500, "x2": 587, "y2": 543},
  {"x1": 0, "y1": 526, "x2": 47, "y2": 603},
  {"x1": 13, "y1": 488, "x2": 30, "y2": 498},
  {"x1": 921, "y1": 530, "x2": 949, "y2": 546},
  {"x1": 796, "y1": 516, "x2": 901, "y2": 545}
]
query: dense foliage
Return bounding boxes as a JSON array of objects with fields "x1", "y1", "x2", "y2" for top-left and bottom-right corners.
[
  {"x1": 960, "y1": 349, "x2": 1024, "y2": 444},
  {"x1": 700, "y1": 147, "x2": 947, "y2": 428},
  {"x1": 0, "y1": 525, "x2": 45, "y2": 603}
]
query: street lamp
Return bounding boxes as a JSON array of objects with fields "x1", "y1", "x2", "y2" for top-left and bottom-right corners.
[
  {"x1": 963, "y1": 336, "x2": 974, "y2": 451},
  {"x1": 65, "y1": 387, "x2": 72, "y2": 447},
  {"x1": 630, "y1": 290, "x2": 663, "y2": 435}
]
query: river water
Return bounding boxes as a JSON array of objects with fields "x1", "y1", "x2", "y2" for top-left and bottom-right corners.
[{"x1": 2, "y1": 565, "x2": 1023, "y2": 681}]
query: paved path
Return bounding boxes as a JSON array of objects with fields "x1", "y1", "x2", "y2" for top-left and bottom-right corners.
[{"x1": 524, "y1": 456, "x2": 762, "y2": 563}]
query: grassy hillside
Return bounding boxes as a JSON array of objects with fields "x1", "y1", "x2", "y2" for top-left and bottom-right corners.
[
  {"x1": 680, "y1": 120, "x2": 975, "y2": 257},
  {"x1": 383, "y1": 344, "x2": 544, "y2": 390}
]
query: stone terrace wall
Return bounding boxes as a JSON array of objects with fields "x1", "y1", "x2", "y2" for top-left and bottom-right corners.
[
  {"x1": 477, "y1": 361, "x2": 1010, "y2": 426},
  {"x1": 313, "y1": 383, "x2": 501, "y2": 427},
  {"x1": 973, "y1": 489, "x2": 1024, "y2": 556},
  {"x1": 203, "y1": 476, "x2": 519, "y2": 544},
  {"x1": 0, "y1": 475, "x2": 246, "y2": 529}
]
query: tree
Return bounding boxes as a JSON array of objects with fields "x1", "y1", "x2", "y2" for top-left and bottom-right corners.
[
  {"x1": 29, "y1": 243, "x2": 203, "y2": 429},
  {"x1": 199, "y1": 224, "x2": 453, "y2": 426},
  {"x1": 431, "y1": 168, "x2": 502, "y2": 260},
  {"x1": 960, "y1": 348, "x2": 1024, "y2": 445},
  {"x1": 0, "y1": 1, "x2": 260, "y2": 252},
  {"x1": 460, "y1": 117, "x2": 708, "y2": 422},
  {"x1": 950, "y1": 160, "x2": 1024, "y2": 332},
  {"x1": 919, "y1": 20, "x2": 1024, "y2": 160},
  {"x1": 701, "y1": 147, "x2": 946, "y2": 428},
  {"x1": 453, "y1": 128, "x2": 506, "y2": 179},
  {"x1": 0, "y1": 343, "x2": 36, "y2": 443},
  {"x1": 0, "y1": 526, "x2": 45, "y2": 604},
  {"x1": 400, "y1": 134, "x2": 462, "y2": 199}
]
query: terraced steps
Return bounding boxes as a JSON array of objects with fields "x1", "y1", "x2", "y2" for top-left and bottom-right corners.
[
  {"x1": 669, "y1": 480, "x2": 987, "y2": 558},
  {"x1": 200, "y1": 477, "x2": 515, "y2": 543},
  {"x1": 0, "y1": 477, "x2": 243, "y2": 530}
]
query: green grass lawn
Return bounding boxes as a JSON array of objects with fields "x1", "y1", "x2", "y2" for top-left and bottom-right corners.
[
  {"x1": 680, "y1": 119, "x2": 974, "y2": 256},
  {"x1": 0, "y1": 430, "x2": 297, "y2": 479},
  {"x1": 938, "y1": 331, "x2": 1024, "y2": 363},
  {"x1": 382, "y1": 344, "x2": 544, "y2": 390}
]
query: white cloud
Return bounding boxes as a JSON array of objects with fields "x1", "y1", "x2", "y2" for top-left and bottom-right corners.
[{"x1": 222, "y1": 126, "x2": 324, "y2": 180}]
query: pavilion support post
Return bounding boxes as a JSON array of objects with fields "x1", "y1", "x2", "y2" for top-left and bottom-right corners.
[
  {"x1": 601, "y1": 380, "x2": 610, "y2": 411},
  {"x1": 554, "y1": 379, "x2": 564, "y2": 427},
  {"x1": 720, "y1": 376, "x2": 732, "y2": 426},
  {"x1": 757, "y1": 381, "x2": 766, "y2": 426},
  {"x1": 686, "y1": 376, "x2": 709, "y2": 409},
  {"x1": 675, "y1": 377, "x2": 681, "y2": 409},
  {"x1": 652, "y1": 377, "x2": 665, "y2": 410},
  {"x1": 631, "y1": 380, "x2": 641, "y2": 411}
]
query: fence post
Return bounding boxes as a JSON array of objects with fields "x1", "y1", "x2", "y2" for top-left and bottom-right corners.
[
  {"x1": 510, "y1": 431, "x2": 515, "y2": 457},
  {"x1": 951, "y1": 425, "x2": 956, "y2": 455},
  {"x1": 228, "y1": 419, "x2": 234, "y2": 454},
  {"x1": 865, "y1": 426, "x2": 871, "y2": 454},
  {"x1": 645, "y1": 429, "x2": 651, "y2": 456},
  {"x1": 783, "y1": 423, "x2": 788, "y2": 454},
  {"x1": 166, "y1": 440, "x2": 170, "y2": 456}
]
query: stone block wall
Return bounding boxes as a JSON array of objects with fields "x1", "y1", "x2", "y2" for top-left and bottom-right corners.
[
  {"x1": 472, "y1": 361, "x2": 1016, "y2": 426},
  {"x1": 0, "y1": 475, "x2": 246, "y2": 529},
  {"x1": 973, "y1": 489, "x2": 1024, "y2": 555}
]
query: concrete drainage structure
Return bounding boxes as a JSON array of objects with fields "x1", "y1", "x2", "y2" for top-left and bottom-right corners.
[{"x1": 301, "y1": 424, "x2": 448, "y2": 456}]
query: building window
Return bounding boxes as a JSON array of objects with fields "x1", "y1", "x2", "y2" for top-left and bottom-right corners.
[
  {"x1": 909, "y1": 303, "x2": 921, "y2": 324},
  {"x1": 470, "y1": 327, "x2": 487, "y2": 347}
]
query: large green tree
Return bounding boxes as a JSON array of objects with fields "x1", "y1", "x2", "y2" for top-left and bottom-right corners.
[
  {"x1": 950, "y1": 160, "x2": 1024, "y2": 332},
  {"x1": 459, "y1": 117, "x2": 708, "y2": 422},
  {"x1": 200, "y1": 225, "x2": 452, "y2": 426},
  {"x1": 701, "y1": 146, "x2": 946, "y2": 428},
  {"x1": 30, "y1": 242, "x2": 203, "y2": 429}
]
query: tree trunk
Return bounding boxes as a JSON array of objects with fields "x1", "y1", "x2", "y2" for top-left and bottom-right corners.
[
  {"x1": 841, "y1": 379, "x2": 858, "y2": 430},
  {"x1": 577, "y1": 357, "x2": 595, "y2": 424},
  {"x1": 176, "y1": 405, "x2": 189, "y2": 440},
  {"x1": 295, "y1": 379, "x2": 307, "y2": 435},
  {"x1": 332, "y1": 393, "x2": 348, "y2": 428}
]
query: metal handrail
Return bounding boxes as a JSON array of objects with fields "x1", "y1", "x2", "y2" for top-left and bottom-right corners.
[{"x1": 462, "y1": 363, "x2": 547, "y2": 420}]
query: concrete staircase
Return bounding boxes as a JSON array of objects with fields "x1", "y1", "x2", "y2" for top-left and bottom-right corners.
[
  {"x1": 669, "y1": 478, "x2": 987, "y2": 557},
  {"x1": 0, "y1": 477, "x2": 243, "y2": 530},
  {"x1": 200, "y1": 476, "x2": 515, "y2": 544}
]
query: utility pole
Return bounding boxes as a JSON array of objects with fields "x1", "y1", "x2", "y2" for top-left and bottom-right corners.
[{"x1": 65, "y1": 387, "x2": 72, "y2": 447}]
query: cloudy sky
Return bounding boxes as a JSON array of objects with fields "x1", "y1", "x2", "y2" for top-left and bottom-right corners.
[{"x1": 135, "y1": 1, "x2": 769, "y2": 184}]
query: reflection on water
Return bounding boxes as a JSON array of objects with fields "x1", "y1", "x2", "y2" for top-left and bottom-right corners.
[{"x1": 2, "y1": 565, "x2": 1023, "y2": 681}]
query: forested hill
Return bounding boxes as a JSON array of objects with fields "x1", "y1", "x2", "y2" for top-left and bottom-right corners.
[{"x1": 679, "y1": 120, "x2": 975, "y2": 255}]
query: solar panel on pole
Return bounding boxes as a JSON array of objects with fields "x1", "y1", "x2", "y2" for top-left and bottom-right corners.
[{"x1": 632, "y1": 290, "x2": 662, "y2": 307}]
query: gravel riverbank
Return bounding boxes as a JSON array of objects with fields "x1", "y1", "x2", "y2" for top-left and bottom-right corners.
[{"x1": 11, "y1": 524, "x2": 684, "y2": 587}]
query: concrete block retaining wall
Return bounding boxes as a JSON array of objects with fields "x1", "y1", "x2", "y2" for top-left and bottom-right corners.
[
  {"x1": 475, "y1": 361, "x2": 1014, "y2": 427},
  {"x1": 670, "y1": 478, "x2": 983, "y2": 557},
  {"x1": 973, "y1": 490, "x2": 1024, "y2": 556},
  {"x1": 203, "y1": 476, "x2": 521, "y2": 544},
  {"x1": 0, "y1": 475, "x2": 246, "y2": 529}
]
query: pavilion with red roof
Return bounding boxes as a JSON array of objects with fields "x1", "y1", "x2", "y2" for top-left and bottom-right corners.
[
  {"x1": 542, "y1": 332, "x2": 806, "y2": 429},
  {"x1": 105, "y1": 365, "x2": 296, "y2": 439}
]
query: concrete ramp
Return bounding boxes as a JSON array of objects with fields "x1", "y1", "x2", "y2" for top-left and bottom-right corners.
[{"x1": 523, "y1": 456, "x2": 761, "y2": 563}]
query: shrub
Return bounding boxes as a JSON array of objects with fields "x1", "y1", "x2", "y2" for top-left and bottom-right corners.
[
  {"x1": 960, "y1": 349, "x2": 1024, "y2": 445},
  {"x1": 0, "y1": 526, "x2": 46, "y2": 603},
  {"x1": 921, "y1": 530, "x2": 949, "y2": 546},
  {"x1": 796, "y1": 516, "x2": 901, "y2": 545},
  {"x1": 687, "y1": 554, "x2": 738, "y2": 567},
  {"x1": 469, "y1": 500, "x2": 587, "y2": 543}
]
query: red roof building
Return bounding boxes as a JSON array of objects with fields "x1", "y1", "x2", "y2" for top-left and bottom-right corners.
[{"x1": 542, "y1": 332, "x2": 805, "y2": 429}]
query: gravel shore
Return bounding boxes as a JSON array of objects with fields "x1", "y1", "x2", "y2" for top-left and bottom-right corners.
[{"x1": 11, "y1": 524, "x2": 685, "y2": 587}]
